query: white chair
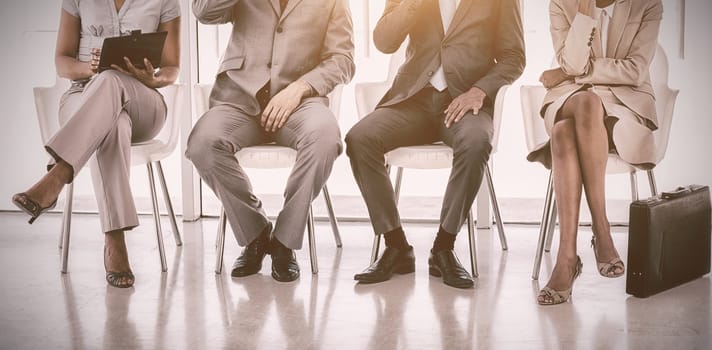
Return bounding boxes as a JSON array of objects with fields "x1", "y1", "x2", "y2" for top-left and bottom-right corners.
[
  {"x1": 33, "y1": 79, "x2": 186, "y2": 273},
  {"x1": 195, "y1": 83, "x2": 344, "y2": 275},
  {"x1": 354, "y1": 49, "x2": 509, "y2": 278},
  {"x1": 522, "y1": 44, "x2": 679, "y2": 280}
]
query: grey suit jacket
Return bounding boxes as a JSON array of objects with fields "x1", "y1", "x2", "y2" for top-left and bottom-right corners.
[
  {"x1": 373, "y1": 0, "x2": 525, "y2": 111},
  {"x1": 193, "y1": 0, "x2": 355, "y2": 115},
  {"x1": 543, "y1": 0, "x2": 662, "y2": 128}
]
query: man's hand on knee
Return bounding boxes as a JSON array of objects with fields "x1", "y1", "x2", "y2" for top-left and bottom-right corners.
[
  {"x1": 261, "y1": 80, "x2": 313, "y2": 132},
  {"x1": 444, "y1": 86, "x2": 486, "y2": 128}
]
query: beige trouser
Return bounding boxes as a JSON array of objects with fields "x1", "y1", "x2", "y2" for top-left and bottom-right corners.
[
  {"x1": 47, "y1": 70, "x2": 166, "y2": 233},
  {"x1": 186, "y1": 97, "x2": 342, "y2": 250}
]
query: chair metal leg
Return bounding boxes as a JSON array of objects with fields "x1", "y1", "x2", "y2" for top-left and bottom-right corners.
[
  {"x1": 630, "y1": 171, "x2": 639, "y2": 201},
  {"x1": 545, "y1": 199, "x2": 557, "y2": 252},
  {"x1": 307, "y1": 205, "x2": 318, "y2": 274},
  {"x1": 215, "y1": 208, "x2": 227, "y2": 274},
  {"x1": 484, "y1": 164, "x2": 508, "y2": 251},
  {"x1": 467, "y1": 211, "x2": 478, "y2": 278},
  {"x1": 147, "y1": 163, "x2": 168, "y2": 272},
  {"x1": 155, "y1": 161, "x2": 182, "y2": 246},
  {"x1": 647, "y1": 170, "x2": 658, "y2": 197},
  {"x1": 371, "y1": 165, "x2": 400, "y2": 264},
  {"x1": 370, "y1": 235, "x2": 381, "y2": 264},
  {"x1": 394, "y1": 167, "x2": 404, "y2": 205},
  {"x1": 322, "y1": 185, "x2": 342, "y2": 248},
  {"x1": 532, "y1": 172, "x2": 555, "y2": 280},
  {"x1": 60, "y1": 183, "x2": 74, "y2": 274}
]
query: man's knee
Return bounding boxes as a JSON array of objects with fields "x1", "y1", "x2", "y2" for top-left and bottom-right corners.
[
  {"x1": 185, "y1": 115, "x2": 225, "y2": 169},
  {"x1": 451, "y1": 122, "x2": 492, "y2": 163}
]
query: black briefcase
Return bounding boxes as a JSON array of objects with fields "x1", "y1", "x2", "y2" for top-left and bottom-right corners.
[{"x1": 626, "y1": 185, "x2": 711, "y2": 298}]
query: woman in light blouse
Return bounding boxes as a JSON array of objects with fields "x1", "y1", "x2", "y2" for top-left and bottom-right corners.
[
  {"x1": 529, "y1": 0, "x2": 662, "y2": 305},
  {"x1": 12, "y1": 0, "x2": 181, "y2": 288}
]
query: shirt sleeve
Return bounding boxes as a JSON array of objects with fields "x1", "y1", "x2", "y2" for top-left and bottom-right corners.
[
  {"x1": 62, "y1": 0, "x2": 80, "y2": 17},
  {"x1": 160, "y1": 0, "x2": 181, "y2": 23}
]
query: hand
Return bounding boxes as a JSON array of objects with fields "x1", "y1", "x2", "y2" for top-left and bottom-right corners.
[
  {"x1": 261, "y1": 81, "x2": 312, "y2": 132},
  {"x1": 89, "y1": 48, "x2": 101, "y2": 76},
  {"x1": 539, "y1": 68, "x2": 570, "y2": 89},
  {"x1": 111, "y1": 57, "x2": 159, "y2": 88},
  {"x1": 444, "y1": 87, "x2": 486, "y2": 128}
]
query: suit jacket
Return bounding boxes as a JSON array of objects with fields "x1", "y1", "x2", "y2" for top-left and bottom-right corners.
[
  {"x1": 193, "y1": 0, "x2": 355, "y2": 115},
  {"x1": 544, "y1": 0, "x2": 663, "y2": 128},
  {"x1": 373, "y1": 0, "x2": 525, "y2": 110}
]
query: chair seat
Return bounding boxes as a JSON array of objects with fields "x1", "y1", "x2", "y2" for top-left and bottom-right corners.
[
  {"x1": 130, "y1": 139, "x2": 172, "y2": 165},
  {"x1": 386, "y1": 144, "x2": 453, "y2": 169},
  {"x1": 236, "y1": 144, "x2": 297, "y2": 169}
]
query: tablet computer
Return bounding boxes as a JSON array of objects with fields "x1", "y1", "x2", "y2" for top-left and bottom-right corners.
[{"x1": 98, "y1": 31, "x2": 168, "y2": 72}]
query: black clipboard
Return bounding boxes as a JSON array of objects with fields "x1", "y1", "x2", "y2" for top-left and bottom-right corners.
[{"x1": 98, "y1": 30, "x2": 167, "y2": 72}]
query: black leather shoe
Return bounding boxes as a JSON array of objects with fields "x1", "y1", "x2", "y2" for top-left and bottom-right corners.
[
  {"x1": 354, "y1": 246, "x2": 415, "y2": 284},
  {"x1": 270, "y1": 239, "x2": 300, "y2": 282},
  {"x1": 231, "y1": 223, "x2": 272, "y2": 277},
  {"x1": 428, "y1": 249, "x2": 474, "y2": 289}
]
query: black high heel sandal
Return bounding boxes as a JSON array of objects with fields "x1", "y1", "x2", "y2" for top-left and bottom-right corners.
[
  {"x1": 12, "y1": 192, "x2": 57, "y2": 224},
  {"x1": 104, "y1": 246, "x2": 135, "y2": 288}
]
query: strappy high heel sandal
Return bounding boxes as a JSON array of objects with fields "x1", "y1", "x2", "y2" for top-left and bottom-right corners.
[
  {"x1": 104, "y1": 246, "x2": 135, "y2": 288},
  {"x1": 537, "y1": 256, "x2": 583, "y2": 306},
  {"x1": 12, "y1": 192, "x2": 57, "y2": 224},
  {"x1": 591, "y1": 236, "x2": 625, "y2": 278}
]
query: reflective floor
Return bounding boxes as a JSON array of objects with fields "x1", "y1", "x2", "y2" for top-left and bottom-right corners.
[{"x1": 0, "y1": 211, "x2": 709, "y2": 349}]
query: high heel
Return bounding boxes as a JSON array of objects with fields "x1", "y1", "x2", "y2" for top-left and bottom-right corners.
[
  {"x1": 537, "y1": 256, "x2": 583, "y2": 306},
  {"x1": 11, "y1": 193, "x2": 57, "y2": 224},
  {"x1": 591, "y1": 236, "x2": 625, "y2": 278},
  {"x1": 104, "y1": 246, "x2": 135, "y2": 288}
]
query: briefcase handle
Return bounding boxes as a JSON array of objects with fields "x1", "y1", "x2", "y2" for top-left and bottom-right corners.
[{"x1": 662, "y1": 186, "x2": 692, "y2": 199}]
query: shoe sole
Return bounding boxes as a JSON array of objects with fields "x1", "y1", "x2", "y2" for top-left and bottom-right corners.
[
  {"x1": 429, "y1": 266, "x2": 474, "y2": 289},
  {"x1": 272, "y1": 271, "x2": 300, "y2": 282},
  {"x1": 354, "y1": 261, "x2": 415, "y2": 284}
]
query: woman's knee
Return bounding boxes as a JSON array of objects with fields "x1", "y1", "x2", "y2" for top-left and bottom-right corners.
[
  {"x1": 550, "y1": 119, "x2": 576, "y2": 156},
  {"x1": 564, "y1": 91, "x2": 604, "y2": 125}
]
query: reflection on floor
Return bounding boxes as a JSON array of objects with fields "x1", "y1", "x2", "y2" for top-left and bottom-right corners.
[{"x1": 0, "y1": 212, "x2": 709, "y2": 349}]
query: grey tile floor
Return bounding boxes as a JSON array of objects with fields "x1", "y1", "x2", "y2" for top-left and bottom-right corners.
[{"x1": 0, "y1": 211, "x2": 709, "y2": 349}]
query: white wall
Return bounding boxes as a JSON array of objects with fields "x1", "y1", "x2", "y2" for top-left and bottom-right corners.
[{"x1": 0, "y1": 0, "x2": 710, "y2": 214}]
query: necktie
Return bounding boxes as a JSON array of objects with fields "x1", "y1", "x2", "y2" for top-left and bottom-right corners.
[
  {"x1": 429, "y1": 0, "x2": 457, "y2": 91},
  {"x1": 280, "y1": 0, "x2": 288, "y2": 12},
  {"x1": 600, "y1": 7, "x2": 611, "y2": 56}
]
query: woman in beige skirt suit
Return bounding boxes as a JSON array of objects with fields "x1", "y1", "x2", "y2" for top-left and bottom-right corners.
[
  {"x1": 528, "y1": 0, "x2": 662, "y2": 305},
  {"x1": 12, "y1": 0, "x2": 181, "y2": 288}
]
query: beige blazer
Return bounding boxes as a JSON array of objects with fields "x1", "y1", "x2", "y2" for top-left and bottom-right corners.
[
  {"x1": 193, "y1": 0, "x2": 355, "y2": 115},
  {"x1": 543, "y1": 0, "x2": 663, "y2": 128},
  {"x1": 373, "y1": 0, "x2": 525, "y2": 112}
]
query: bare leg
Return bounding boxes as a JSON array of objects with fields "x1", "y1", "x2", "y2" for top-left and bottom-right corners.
[
  {"x1": 542, "y1": 118, "x2": 582, "y2": 293},
  {"x1": 22, "y1": 160, "x2": 73, "y2": 209},
  {"x1": 104, "y1": 230, "x2": 134, "y2": 287},
  {"x1": 568, "y1": 92, "x2": 622, "y2": 274}
]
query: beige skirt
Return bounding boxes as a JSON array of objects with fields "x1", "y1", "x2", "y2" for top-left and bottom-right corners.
[{"x1": 527, "y1": 85, "x2": 656, "y2": 170}]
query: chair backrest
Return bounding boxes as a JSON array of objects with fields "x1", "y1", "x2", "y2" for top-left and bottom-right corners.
[
  {"x1": 153, "y1": 84, "x2": 186, "y2": 156},
  {"x1": 648, "y1": 44, "x2": 678, "y2": 164},
  {"x1": 33, "y1": 79, "x2": 71, "y2": 144},
  {"x1": 520, "y1": 44, "x2": 678, "y2": 168}
]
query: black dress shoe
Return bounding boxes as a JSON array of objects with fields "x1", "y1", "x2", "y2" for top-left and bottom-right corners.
[
  {"x1": 354, "y1": 246, "x2": 415, "y2": 284},
  {"x1": 270, "y1": 239, "x2": 300, "y2": 282},
  {"x1": 231, "y1": 223, "x2": 272, "y2": 277},
  {"x1": 428, "y1": 249, "x2": 474, "y2": 289}
]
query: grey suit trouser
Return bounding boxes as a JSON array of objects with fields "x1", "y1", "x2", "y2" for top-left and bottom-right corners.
[
  {"x1": 47, "y1": 70, "x2": 166, "y2": 233},
  {"x1": 346, "y1": 87, "x2": 493, "y2": 236},
  {"x1": 186, "y1": 98, "x2": 342, "y2": 250}
]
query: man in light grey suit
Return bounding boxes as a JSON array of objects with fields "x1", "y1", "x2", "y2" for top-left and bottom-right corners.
[
  {"x1": 187, "y1": 0, "x2": 355, "y2": 282},
  {"x1": 347, "y1": 0, "x2": 525, "y2": 288}
]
